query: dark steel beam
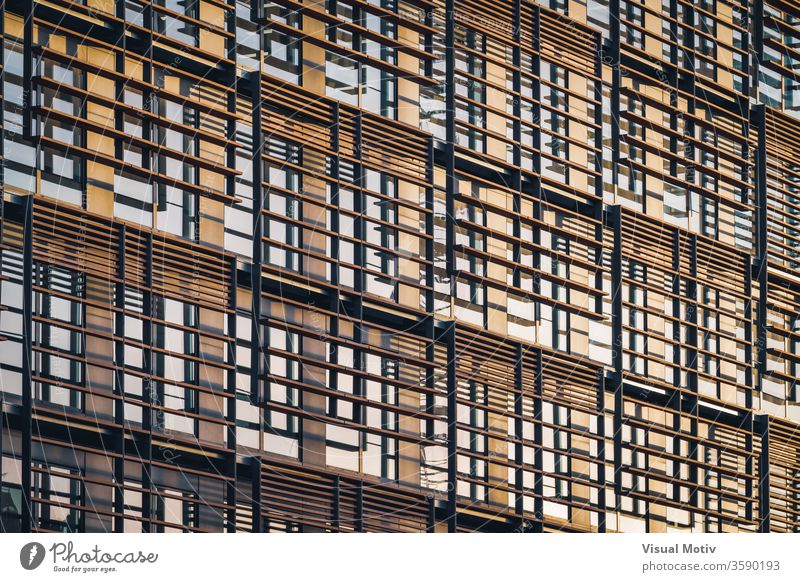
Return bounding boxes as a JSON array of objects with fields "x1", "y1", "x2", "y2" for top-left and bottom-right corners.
[
  {"x1": 113, "y1": 224, "x2": 127, "y2": 533},
  {"x1": 251, "y1": 456, "x2": 262, "y2": 533},
  {"x1": 21, "y1": 194, "x2": 33, "y2": 533},
  {"x1": 757, "y1": 415, "x2": 770, "y2": 532}
]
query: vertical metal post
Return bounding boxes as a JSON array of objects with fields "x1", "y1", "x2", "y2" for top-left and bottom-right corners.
[
  {"x1": 609, "y1": 205, "x2": 623, "y2": 502},
  {"x1": 514, "y1": 343, "x2": 524, "y2": 520},
  {"x1": 687, "y1": 233, "x2": 698, "y2": 394},
  {"x1": 597, "y1": 371, "x2": 607, "y2": 533},
  {"x1": 226, "y1": 258, "x2": 238, "y2": 533},
  {"x1": 355, "y1": 481, "x2": 364, "y2": 533},
  {"x1": 22, "y1": 1, "x2": 34, "y2": 139},
  {"x1": 427, "y1": 495, "x2": 436, "y2": 533},
  {"x1": 0, "y1": 397, "x2": 4, "y2": 531},
  {"x1": 753, "y1": 105, "x2": 768, "y2": 385},
  {"x1": 444, "y1": 0, "x2": 457, "y2": 534},
  {"x1": 757, "y1": 416, "x2": 770, "y2": 532},
  {"x1": 424, "y1": 137, "x2": 436, "y2": 442},
  {"x1": 113, "y1": 225, "x2": 127, "y2": 533},
  {"x1": 250, "y1": 456, "x2": 262, "y2": 533},
  {"x1": 328, "y1": 104, "x2": 341, "y2": 421},
  {"x1": 21, "y1": 194, "x2": 33, "y2": 533},
  {"x1": 141, "y1": 233, "x2": 154, "y2": 532},
  {"x1": 444, "y1": 0, "x2": 456, "y2": 309},
  {"x1": 446, "y1": 322, "x2": 457, "y2": 532},
  {"x1": 745, "y1": 411, "x2": 755, "y2": 525},
  {"x1": 609, "y1": 0, "x2": 621, "y2": 191},
  {"x1": 332, "y1": 475, "x2": 341, "y2": 531},
  {"x1": 353, "y1": 113, "x2": 364, "y2": 430},
  {"x1": 226, "y1": 6, "x2": 243, "y2": 533},
  {"x1": 250, "y1": 73, "x2": 263, "y2": 406},
  {"x1": 752, "y1": 0, "x2": 764, "y2": 99},
  {"x1": 532, "y1": 349, "x2": 543, "y2": 532}
]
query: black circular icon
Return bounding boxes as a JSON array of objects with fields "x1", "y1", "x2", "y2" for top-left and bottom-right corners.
[{"x1": 19, "y1": 542, "x2": 46, "y2": 571}]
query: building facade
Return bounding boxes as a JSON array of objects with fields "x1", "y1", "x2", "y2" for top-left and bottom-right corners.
[{"x1": 0, "y1": 0, "x2": 798, "y2": 533}]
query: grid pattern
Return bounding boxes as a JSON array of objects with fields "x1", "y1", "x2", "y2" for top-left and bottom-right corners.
[{"x1": 0, "y1": 0, "x2": 799, "y2": 534}]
